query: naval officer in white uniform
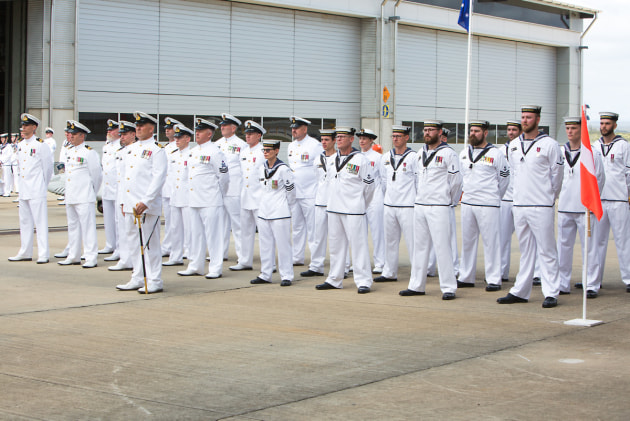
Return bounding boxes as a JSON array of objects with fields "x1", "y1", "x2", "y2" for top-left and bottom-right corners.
[{"x1": 99, "y1": 119, "x2": 120, "y2": 257}]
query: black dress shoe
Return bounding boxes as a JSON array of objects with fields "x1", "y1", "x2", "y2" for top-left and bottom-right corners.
[
  {"x1": 399, "y1": 289, "x2": 425, "y2": 296},
  {"x1": 485, "y1": 284, "x2": 501, "y2": 292},
  {"x1": 280, "y1": 280, "x2": 292, "y2": 287},
  {"x1": 626, "y1": 285, "x2": 630, "y2": 293},
  {"x1": 374, "y1": 276, "x2": 397, "y2": 282},
  {"x1": 300, "y1": 269, "x2": 324, "y2": 277},
  {"x1": 559, "y1": 291, "x2": 571, "y2": 295},
  {"x1": 501, "y1": 278, "x2": 510, "y2": 283},
  {"x1": 250, "y1": 277, "x2": 272, "y2": 284},
  {"x1": 293, "y1": 262, "x2": 305, "y2": 267},
  {"x1": 574, "y1": 282, "x2": 583, "y2": 289},
  {"x1": 542, "y1": 296, "x2": 558, "y2": 308},
  {"x1": 442, "y1": 292, "x2": 456, "y2": 300},
  {"x1": 315, "y1": 282, "x2": 338, "y2": 290},
  {"x1": 357, "y1": 286, "x2": 370, "y2": 294},
  {"x1": 532, "y1": 277, "x2": 541, "y2": 286},
  {"x1": 457, "y1": 281, "x2": 474, "y2": 288},
  {"x1": 497, "y1": 293, "x2": 528, "y2": 304},
  {"x1": 586, "y1": 290, "x2": 598, "y2": 299}
]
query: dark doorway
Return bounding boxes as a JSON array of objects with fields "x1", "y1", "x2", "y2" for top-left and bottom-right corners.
[{"x1": 1, "y1": 0, "x2": 27, "y2": 135}]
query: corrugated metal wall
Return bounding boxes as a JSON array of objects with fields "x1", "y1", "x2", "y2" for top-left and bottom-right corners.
[{"x1": 26, "y1": 0, "x2": 48, "y2": 109}]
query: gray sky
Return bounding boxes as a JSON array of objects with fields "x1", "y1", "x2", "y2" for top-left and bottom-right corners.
[{"x1": 572, "y1": 0, "x2": 629, "y2": 129}]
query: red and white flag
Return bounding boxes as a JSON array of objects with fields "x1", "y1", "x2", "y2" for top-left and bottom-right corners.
[{"x1": 580, "y1": 105, "x2": 603, "y2": 220}]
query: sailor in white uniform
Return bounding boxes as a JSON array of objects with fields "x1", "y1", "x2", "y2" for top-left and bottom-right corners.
[
  {"x1": 400, "y1": 120, "x2": 462, "y2": 300},
  {"x1": 99, "y1": 119, "x2": 120, "y2": 257},
  {"x1": 250, "y1": 139, "x2": 296, "y2": 286},
  {"x1": 374, "y1": 125, "x2": 418, "y2": 283},
  {"x1": 1, "y1": 133, "x2": 15, "y2": 196},
  {"x1": 557, "y1": 116, "x2": 605, "y2": 297},
  {"x1": 57, "y1": 120, "x2": 102, "y2": 268},
  {"x1": 160, "y1": 117, "x2": 181, "y2": 257},
  {"x1": 315, "y1": 127, "x2": 375, "y2": 293},
  {"x1": 231, "y1": 120, "x2": 265, "y2": 272},
  {"x1": 177, "y1": 118, "x2": 229, "y2": 279},
  {"x1": 9, "y1": 114, "x2": 53, "y2": 264},
  {"x1": 592, "y1": 111, "x2": 630, "y2": 294},
  {"x1": 357, "y1": 128, "x2": 385, "y2": 274},
  {"x1": 497, "y1": 105, "x2": 564, "y2": 308},
  {"x1": 287, "y1": 116, "x2": 324, "y2": 266},
  {"x1": 457, "y1": 120, "x2": 510, "y2": 291},
  {"x1": 43, "y1": 128, "x2": 56, "y2": 165},
  {"x1": 115, "y1": 111, "x2": 167, "y2": 294}
]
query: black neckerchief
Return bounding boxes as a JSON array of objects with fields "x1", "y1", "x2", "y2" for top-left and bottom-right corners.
[
  {"x1": 467, "y1": 143, "x2": 494, "y2": 168},
  {"x1": 519, "y1": 132, "x2": 548, "y2": 156},
  {"x1": 564, "y1": 142, "x2": 580, "y2": 168},
  {"x1": 264, "y1": 159, "x2": 286, "y2": 180},
  {"x1": 389, "y1": 147, "x2": 413, "y2": 181},
  {"x1": 335, "y1": 148, "x2": 360, "y2": 173},
  {"x1": 422, "y1": 142, "x2": 449, "y2": 168},
  {"x1": 320, "y1": 153, "x2": 327, "y2": 173},
  {"x1": 600, "y1": 136, "x2": 624, "y2": 157}
]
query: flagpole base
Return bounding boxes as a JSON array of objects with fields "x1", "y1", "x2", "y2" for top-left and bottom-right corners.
[{"x1": 564, "y1": 318, "x2": 604, "y2": 327}]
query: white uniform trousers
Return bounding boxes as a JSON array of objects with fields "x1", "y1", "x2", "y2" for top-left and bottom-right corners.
[
  {"x1": 450, "y1": 206, "x2": 460, "y2": 276},
  {"x1": 2, "y1": 165, "x2": 12, "y2": 195},
  {"x1": 459, "y1": 205, "x2": 502, "y2": 285},
  {"x1": 427, "y1": 246, "x2": 437, "y2": 277},
  {"x1": 510, "y1": 207, "x2": 560, "y2": 300},
  {"x1": 325, "y1": 213, "x2": 372, "y2": 289},
  {"x1": 101, "y1": 198, "x2": 117, "y2": 252},
  {"x1": 66, "y1": 202, "x2": 98, "y2": 265},
  {"x1": 557, "y1": 212, "x2": 601, "y2": 292},
  {"x1": 258, "y1": 218, "x2": 293, "y2": 282},
  {"x1": 116, "y1": 201, "x2": 133, "y2": 268},
  {"x1": 366, "y1": 195, "x2": 385, "y2": 269},
  {"x1": 240, "y1": 208, "x2": 259, "y2": 268},
  {"x1": 12, "y1": 166, "x2": 19, "y2": 193},
  {"x1": 594, "y1": 201, "x2": 630, "y2": 286},
  {"x1": 309, "y1": 206, "x2": 328, "y2": 273},
  {"x1": 161, "y1": 197, "x2": 172, "y2": 255},
  {"x1": 499, "y1": 201, "x2": 514, "y2": 279},
  {"x1": 222, "y1": 196, "x2": 243, "y2": 262},
  {"x1": 17, "y1": 198, "x2": 49, "y2": 260},
  {"x1": 408, "y1": 206, "x2": 457, "y2": 294},
  {"x1": 125, "y1": 213, "x2": 162, "y2": 289},
  {"x1": 382, "y1": 206, "x2": 414, "y2": 279},
  {"x1": 291, "y1": 197, "x2": 316, "y2": 265},
  {"x1": 168, "y1": 205, "x2": 191, "y2": 263},
  {"x1": 188, "y1": 206, "x2": 224, "y2": 275}
]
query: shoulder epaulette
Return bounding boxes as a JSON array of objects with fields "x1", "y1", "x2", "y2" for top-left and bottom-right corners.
[
  {"x1": 86, "y1": 146, "x2": 92, "y2": 150},
  {"x1": 37, "y1": 137, "x2": 44, "y2": 143},
  {"x1": 156, "y1": 142, "x2": 164, "y2": 148},
  {"x1": 170, "y1": 148, "x2": 178, "y2": 154}
]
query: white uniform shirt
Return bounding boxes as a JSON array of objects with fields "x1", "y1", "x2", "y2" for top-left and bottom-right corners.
[
  {"x1": 170, "y1": 146, "x2": 190, "y2": 208},
  {"x1": 188, "y1": 141, "x2": 229, "y2": 208},
  {"x1": 380, "y1": 148, "x2": 418, "y2": 207},
  {"x1": 314, "y1": 152, "x2": 336, "y2": 207},
  {"x1": 257, "y1": 159, "x2": 296, "y2": 220},
  {"x1": 460, "y1": 144, "x2": 510, "y2": 207},
  {"x1": 598, "y1": 136, "x2": 630, "y2": 202},
  {"x1": 1, "y1": 143, "x2": 14, "y2": 166},
  {"x1": 161, "y1": 141, "x2": 178, "y2": 199},
  {"x1": 59, "y1": 141, "x2": 71, "y2": 166},
  {"x1": 501, "y1": 142, "x2": 514, "y2": 202},
  {"x1": 362, "y1": 148, "x2": 385, "y2": 195},
  {"x1": 101, "y1": 138, "x2": 120, "y2": 201},
  {"x1": 327, "y1": 149, "x2": 375, "y2": 215},
  {"x1": 508, "y1": 133, "x2": 564, "y2": 207},
  {"x1": 415, "y1": 143, "x2": 462, "y2": 206},
  {"x1": 215, "y1": 135, "x2": 246, "y2": 197},
  {"x1": 287, "y1": 134, "x2": 324, "y2": 199},
  {"x1": 114, "y1": 145, "x2": 127, "y2": 204},
  {"x1": 16, "y1": 135, "x2": 53, "y2": 200},
  {"x1": 64, "y1": 143, "x2": 102, "y2": 205},
  {"x1": 120, "y1": 139, "x2": 167, "y2": 215},
  {"x1": 44, "y1": 137, "x2": 56, "y2": 162},
  {"x1": 558, "y1": 143, "x2": 606, "y2": 213},
  {"x1": 239, "y1": 142, "x2": 264, "y2": 210}
]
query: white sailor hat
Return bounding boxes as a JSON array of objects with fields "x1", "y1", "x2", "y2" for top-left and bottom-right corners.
[
  {"x1": 244, "y1": 120, "x2": 266, "y2": 135},
  {"x1": 118, "y1": 121, "x2": 137, "y2": 133},
  {"x1": 133, "y1": 111, "x2": 158, "y2": 125},
  {"x1": 66, "y1": 120, "x2": 91, "y2": 134},
  {"x1": 563, "y1": 116, "x2": 581, "y2": 125},
  {"x1": 173, "y1": 124, "x2": 194, "y2": 137},
  {"x1": 45, "y1": 127, "x2": 54, "y2": 134},
  {"x1": 357, "y1": 128, "x2": 377, "y2": 139},
  {"x1": 599, "y1": 111, "x2": 619, "y2": 121},
  {"x1": 20, "y1": 113, "x2": 40, "y2": 126},
  {"x1": 521, "y1": 105, "x2": 542, "y2": 114},
  {"x1": 319, "y1": 129, "x2": 336, "y2": 137},
  {"x1": 219, "y1": 113, "x2": 241, "y2": 127},
  {"x1": 195, "y1": 117, "x2": 218, "y2": 131},
  {"x1": 423, "y1": 120, "x2": 443, "y2": 128},
  {"x1": 469, "y1": 120, "x2": 490, "y2": 129},
  {"x1": 106, "y1": 119, "x2": 119, "y2": 131},
  {"x1": 335, "y1": 127, "x2": 356, "y2": 136},
  {"x1": 289, "y1": 116, "x2": 311, "y2": 128},
  {"x1": 506, "y1": 120, "x2": 522, "y2": 128},
  {"x1": 164, "y1": 117, "x2": 182, "y2": 129},
  {"x1": 392, "y1": 125, "x2": 410, "y2": 135},
  {"x1": 0, "y1": 133, "x2": 8, "y2": 138},
  {"x1": 262, "y1": 139, "x2": 281, "y2": 149}
]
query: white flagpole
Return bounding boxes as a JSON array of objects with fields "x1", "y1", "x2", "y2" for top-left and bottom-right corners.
[
  {"x1": 463, "y1": 0, "x2": 473, "y2": 148},
  {"x1": 581, "y1": 210, "x2": 589, "y2": 319}
]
